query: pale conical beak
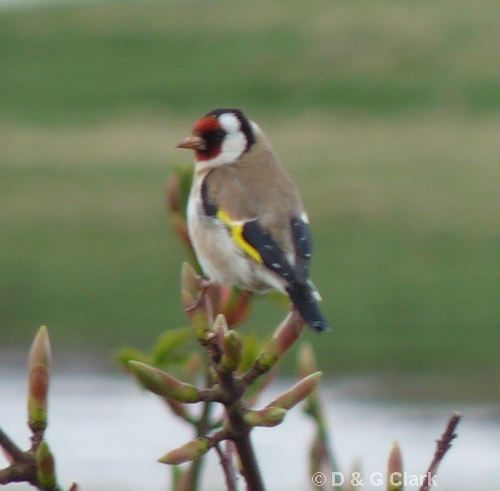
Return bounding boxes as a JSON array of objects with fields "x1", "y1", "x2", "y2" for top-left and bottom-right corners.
[{"x1": 177, "y1": 135, "x2": 206, "y2": 151}]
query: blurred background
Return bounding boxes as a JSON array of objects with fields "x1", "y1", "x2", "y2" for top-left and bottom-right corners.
[
  {"x1": 2, "y1": 1, "x2": 500, "y2": 396},
  {"x1": 2, "y1": 1, "x2": 500, "y2": 490}
]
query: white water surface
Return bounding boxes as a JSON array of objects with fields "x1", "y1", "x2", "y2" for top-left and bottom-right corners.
[{"x1": 1, "y1": 370, "x2": 499, "y2": 491}]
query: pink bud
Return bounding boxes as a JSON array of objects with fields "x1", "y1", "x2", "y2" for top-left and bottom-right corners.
[
  {"x1": 159, "y1": 437, "x2": 213, "y2": 465},
  {"x1": 298, "y1": 342, "x2": 317, "y2": 378},
  {"x1": 267, "y1": 372, "x2": 322, "y2": 410},
  {"x1": 27, "y1": 326, "x2": 51, "y2": 432}
]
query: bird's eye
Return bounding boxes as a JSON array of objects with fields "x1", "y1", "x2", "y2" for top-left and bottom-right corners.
[
  {"x1": 206, "y1": 129, "x2": 226, "y2": 145},
  {"x1": 198, "y1": 129, "x2": 226, "y2": 156},
  {"x1": 195, "y1": 128, "x2": 227, "y2": 159}
]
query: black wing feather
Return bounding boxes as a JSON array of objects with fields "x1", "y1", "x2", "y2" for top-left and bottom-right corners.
[
  {"x1": 290, "y1": 216, "x2": 313, "y2": 283},
  {"x1": 241, "y1": 218, "x2": 330, "y2": 333},
  {"x1": 241, "y1": 220, "x2": 297, "y2": 282}
]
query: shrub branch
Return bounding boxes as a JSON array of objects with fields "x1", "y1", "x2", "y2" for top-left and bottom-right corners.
[{"x1": 419, "y1": 412, "x2": 461, "y2": 491}]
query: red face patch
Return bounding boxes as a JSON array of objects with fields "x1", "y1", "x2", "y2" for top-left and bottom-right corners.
[
  {"x1": 193, "y1": 116, "x2": 221, "y2": 135},
  {"x1": 192, "y1": 116, "x2": 225, "y2": 161}
]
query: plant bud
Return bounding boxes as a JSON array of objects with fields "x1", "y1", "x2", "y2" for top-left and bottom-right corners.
[
  {"x1": 27, "y1": 326, "x2": 51, "y2": 432},
  {"x1": 36, "y1": 440, "x2": 57, "y2": 490},
  {"x1": 255, "y1": 311, "x2": 305, "y2": 371},
  {"x1": 181, "y1": 262, "x2": 202, "y2": 302},
  {"x1": 159, "y1": 437, "x2": 213, "y2": 465},
  {"x1": 267, "y1": 372, "x2": 322, "y2": 410},
  {"x1": 309, "y1": 434, "x2": 326, "y2": 479},
  {"x1": 212, "y1": 314, "x2": 228, "y2": 345},
  {"x1": 244, "y1": 407, "x2": 286, "y2": 427},
  {"x1": 387, "y1": 441, "x2": 404, "y2": 491},
  {"x1": 220, "y1": 330, "x2": 243, "y2": 372},
  {"x1": 298, "y1": 342, "x2": 317, "y2": 378},
  {"x1": 128, "y1": 361, "x2": 200, "y2": 403}
]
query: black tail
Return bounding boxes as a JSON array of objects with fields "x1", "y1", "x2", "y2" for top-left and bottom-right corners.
[{"x1": 287, "y1": 282, "x2": 331, "y2": 333}]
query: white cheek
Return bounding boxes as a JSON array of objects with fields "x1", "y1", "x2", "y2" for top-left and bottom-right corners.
[
  {"x1": 219, "y1": 113, "x2": 240, "y2": 133},
  {"x1": 220, "y1": 131, "x2": 247, "y2": 164},
  {"x1": 198, "y1": 131, "x2": 247, "y2": 169}
]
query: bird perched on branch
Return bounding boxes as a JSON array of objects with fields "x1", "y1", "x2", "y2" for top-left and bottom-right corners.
[{"x1": 177, "y1": 108, "x2": 330, "y2": 333}]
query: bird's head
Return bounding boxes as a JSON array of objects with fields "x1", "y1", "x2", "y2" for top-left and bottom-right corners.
[{"x1": 177, "y1": 108, "x2": 256, "y2": 167}]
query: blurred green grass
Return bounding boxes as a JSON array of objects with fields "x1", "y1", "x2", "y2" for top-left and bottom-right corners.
[
  {"x1": 2, "y1": 0, "x2": 500, "y2": 121},
  {"x1": 1, "y1": 0, "x2": 500, "y2": 386}
]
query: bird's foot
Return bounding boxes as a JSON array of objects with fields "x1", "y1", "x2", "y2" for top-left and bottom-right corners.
[
  {"x1": 185, "y1": 277, "x2": 219, "y2": 317},
  {"x1": 199, "y1": 278, "x2": 219, "y2": 291}
]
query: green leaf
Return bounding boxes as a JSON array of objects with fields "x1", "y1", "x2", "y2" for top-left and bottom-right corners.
[
  {"x1": 115, "y1": 346, "x2": 147, "y2": 368},
  {"x1": 151, "y1": 327, "x2": 193, "y2": 367}
]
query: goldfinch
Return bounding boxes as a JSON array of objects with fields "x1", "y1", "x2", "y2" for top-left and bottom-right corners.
[{"x1": 177, "y1": 108, "x2": 330, "y2": 333}]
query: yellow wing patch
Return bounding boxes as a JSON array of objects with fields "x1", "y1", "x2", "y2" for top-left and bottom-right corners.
[{"x1": 217, "y1": 209, "x2": 264, "y2": 264}]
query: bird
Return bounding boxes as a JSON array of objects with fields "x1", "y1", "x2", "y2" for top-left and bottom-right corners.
[{"x1": 177, "y1": 108, "x2": 330, "y2": 333}]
